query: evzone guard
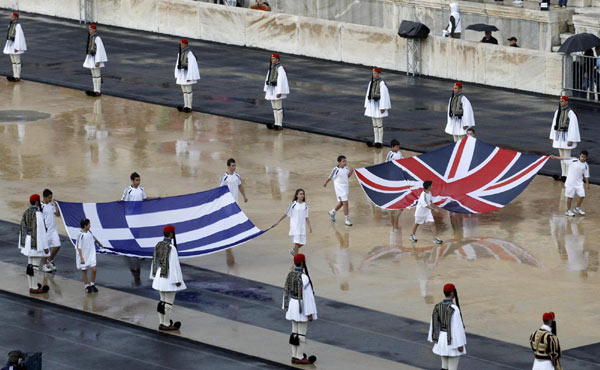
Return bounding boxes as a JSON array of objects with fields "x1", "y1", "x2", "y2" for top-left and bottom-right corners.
[
  {"x1": 364, "y1": 67, "x2": 391, "y2": 148},
  {"x1": 18, "y1": 194, "x2": 50, "y2": 294},
  {"x1": 445, "y1": 82, "x2": 475, "y2": 142},
  {"x1": 283, "y1": 254, "x2": 318, "y2": 365},
  {"x1": 83, "y1": 24, "x2": 108, "y2": 97},
  {"x1": 4, "y1": 12, "x2": 26, "y2": 82},
  {"x1": 264, "y1": 53, "x2": 289, "y2": 130},
  {"x1": 428, "y1": 283, "x2": 466, "y2": 370},
  {"x1": 530, "y1": 312, "x2": 562, "y2": 370},
  {"x1": 174, "y1": 38, "x2": 200, "y2": 113},
  {"x1": 150, "y1": 225, "x2": 186, "y2": 331}
]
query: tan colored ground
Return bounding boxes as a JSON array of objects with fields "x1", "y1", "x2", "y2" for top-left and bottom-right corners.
[{"x1": 1, "y1": 79, "x2": 599, "y2": 349}]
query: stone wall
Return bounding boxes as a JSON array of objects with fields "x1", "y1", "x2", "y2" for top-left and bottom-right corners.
[
  {"x1": 1, "y1": 0, "x2": 562, "y2": 94},
  {"x1": 268, "y1": 0, "x2": 571, "y2": 52}
]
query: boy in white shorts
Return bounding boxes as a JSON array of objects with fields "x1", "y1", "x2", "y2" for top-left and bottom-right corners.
[
  {"x1": 410, "y1": 181, "x2": 444, "y2": 244},
  {"x1": 219, "y1": 158, "x2": 248, "y2": 203},
  {"x1": 551, "y1": 150, "x2": 590, "y2": 216},
  {"x1": 76, "y1": 218, "x2": 103, "y2": 293},
  {"x1": 41, "y1": 189, "x2": 61, "y2": 272},
  {"x1": 324, "y1": 155, "x2": 354, "y2": 226}
]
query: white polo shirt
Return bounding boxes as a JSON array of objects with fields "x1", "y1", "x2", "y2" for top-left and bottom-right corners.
[
  {"x1": 121, "y1": 186, "x2": 147, "y2": 201},
  {"x1": 563, "y1": 158, "x2": 589, "y2": 189}
]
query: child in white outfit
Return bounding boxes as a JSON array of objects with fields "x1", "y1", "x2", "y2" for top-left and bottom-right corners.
[
  {"x1": 324, "y1": 155, "x2": 354, "y2": 226},
  {"x1": 76, "y1": 218, "x2": 103, "y2": 293},
  {"x1": 274, "y1": 189, "x2": 312, "y2": 256}
]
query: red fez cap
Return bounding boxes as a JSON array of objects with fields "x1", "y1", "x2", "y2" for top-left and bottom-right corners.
[
  {"x1": 549, "y1": 311, "x2": 555, "y2": 319},
  {"x1": 271, "y1": 53, "x2": 280, "y2": 59},
  {"x1": 443, "y1": 283, "x2": 455, "y2": 292},
  {"x1": 560, "y1": 95, "x2": 569, "y2": 101},
  {"x1": 89, "y1": 24, "x2": 97, "y2": 29},
  {"x1": 454, "y1": 82, "x2": 463, "y2": 88},
  {"x1": 293, "y1": 253, "x2": 305, "y2": 263},
  {"x1": 373, "y1": 67, "x2": 382, "y2": 73},
  {"x1": 29, "y1": 194, "x2": 40, "y2": 202},
  {"x1": 163, "y1": 225, "x2": 175, "y2": 233},
  {"x1": 181, "y1": 38, "x2": 188, "y2": 44},
  {"x1": 542, "y1": 312, "x2": 554, "y2": 321},
  {"x1": 12, "y1": 12, "x2": 19, "y2": 17}
]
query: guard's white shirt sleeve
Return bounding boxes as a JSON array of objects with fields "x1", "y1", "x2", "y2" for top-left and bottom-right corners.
[
  {"x1": 460, "y1": 96, "x2": 475, "y2": 127},
  {"x1": 185, "y1": 51, "x2": 201, "y2": 82},
  {"x1": 36, "y1": 212, "x2": 48, "y2": 250},
  {"x1": 274, "y1": 66, "x2": 290, "y2": 96},
  {"x1": 94, "y1": 37, "x2": 108, "y2": 64},
  {"x1": 549, "y1": 110, "x2": 558, "y2": 139},
  {"x1": 450, "y1": 304, "x2": 467, "y2": 348},
  {"x1": 378, "y1": 81, "x2": 391, "y2": 110},
  {"x1": 14, "y1": 24, "x2": 27, "y2": 52},
  {"x1": 566, "y1": 110, "x2": 580, "y2": 143},
  {"x1": 301, "y1": 275, "x2": 318, "y2": 318},
  {"x1": 168, "y1": 247, "x2": 184, "y2": 285}
]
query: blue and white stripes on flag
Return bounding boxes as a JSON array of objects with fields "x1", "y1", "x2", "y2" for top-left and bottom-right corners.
[{"x1": 57, "y1": 186, "x2": 266, "y2": 258}]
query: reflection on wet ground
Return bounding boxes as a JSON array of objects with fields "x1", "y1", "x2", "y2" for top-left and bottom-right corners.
[{"x1": 1, "y1": 80, "x2": 600, "y2": 350}]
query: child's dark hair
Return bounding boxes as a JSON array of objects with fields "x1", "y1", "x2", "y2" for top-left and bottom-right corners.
[
  {"x1": 80, "y1": 218, "x2": 90, "y2": 229},
  {"x1": 337, "y1": 155, "x2": 346, "y2": 163},
  {"x1": 43, "y1": 189, "x2": 52, "y2": 198},
  {"x1": 130, "y1": 172, "x2": 140, "y2": 181},
  {"x1": 467, "y1": 127, "x2": 475, "y2": 134},
  {"x1": 580, "y1": 150, "x2": 589, "y2": 157},
  {"x1": 423, "y1": 180, "x2": 433, "y2": 190},
  {"x1": 227, "y1": 158, "x2": 236, "y2": 166},
  {"x1": 390, "y1": 139, "x2": 400, "y2": 147},
  {"x1": 293, "y1": 189, "x2": 306, "y2": 202}
]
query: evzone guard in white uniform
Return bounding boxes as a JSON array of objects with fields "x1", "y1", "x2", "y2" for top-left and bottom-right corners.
[
  {"x1": 445, "y1": 82, "x2": 475, "y2": 142},
  {"x1": 264, "y1": 53, "x2": 289, "y2": 130},
  {"x1": 174, "y1": 38, "x2": 200, "y2": 113},
  {"x1": 283, "y1": 253, "x2": 318, "y2": 365},
  {"x1": 83, "y1": 24, "x2": 108, "y2": 97},
  {"x1": 530, "y1": 312, "x2": 562, "y2": 370},
  {"x1": 4, "y1": 12, "x2": 26, "y2": 82},
  {"x1": 364, "y1": 67, "x2": 391, "y2": 148},
  {"x1": 428, "y1": 283, "x2": 466, "y2": 370},
  {"x1": 18, "y1": 194, "x2": 50, "y2": 294},
  {"x1": 150, "y1": 225, "x2": 186, "y2": 331},
  {"x1": 549, "y1": 95, "x2": 580, "y2": 181}
]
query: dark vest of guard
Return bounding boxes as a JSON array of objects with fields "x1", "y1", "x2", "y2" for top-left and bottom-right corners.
[
  {"x1": 20, "y1": 207, "x2": 39, "y2": 249},
  {"x1": 431, "y1": 299, "x2": 455, "y2": 344},
  {"x1": 7, "y1": 20, "x2": 17, "y2": 41},
  {"x1": 554, "y1": 106, "x2": 572, "y2": 133},
  {"x1": 152, "y1": 239, "x2": 172, "y2": 278},
  {"x1": 86, "y1": 33, "x2": 98, "y2": 56},
  {"x1": 449, "y1": 92, "x2": 464, "y2": 118},
  {"x1": 266, "y1": 61, "x2": 280, "y2": 86},
  {"x1": 368, "y1": 78, "x2": 382, "y2": 101},
  {"x1": 177, "y1": 47, "x2": 190, "y2": 70},
  {"x1": 284, "y1": 269, "x2": 303, "y2": 305}
]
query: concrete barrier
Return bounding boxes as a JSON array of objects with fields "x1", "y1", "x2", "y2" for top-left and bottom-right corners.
[{"x1": 2, "y1": 0, "x2": 562, "y2": 95}]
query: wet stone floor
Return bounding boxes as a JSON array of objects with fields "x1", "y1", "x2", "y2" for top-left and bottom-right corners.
[{"x1": 1, "y1": 80, "x2": 599, "y2": 367}]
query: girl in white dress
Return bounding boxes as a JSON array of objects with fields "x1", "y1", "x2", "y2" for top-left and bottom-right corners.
[{"x1": 274, "y1": 189, "x2": 312, "y2": 257}]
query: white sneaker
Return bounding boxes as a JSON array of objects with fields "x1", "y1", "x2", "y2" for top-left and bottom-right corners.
[
  {"x1": 42, "y1": 263, "x2": 53, "y2": 273},
  {"x1": 409, "y1": 234, "x2": 417, "y2": 242},
  {"x1": 49, "y1": 261, "x2": 57, "y2": 271},
  {"x1": 574, "y1": 207, "x2": 585, "y2": 215},
  {"x1": 344, "y1": 218, "x2": 353, "y2": 226},
  {"x1": 565, "y1": 209, "x2": 575, "y2": 217},
  {"x1": 328, "y1": 210, "x2": 336, "y2": 222},
  {"x1": 433, "y1": 237, "x2": 444, "y2": 244}
]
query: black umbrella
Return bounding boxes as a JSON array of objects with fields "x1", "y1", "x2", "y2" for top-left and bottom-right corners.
[
  {"x1": 558, "y1": 33, "x2": 600, "y2": 54},
  {"x1": 466, "y1": 24, "x2": 499, "y2": 32}
]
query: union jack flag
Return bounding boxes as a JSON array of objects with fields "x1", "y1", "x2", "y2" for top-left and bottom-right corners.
[{"x1": 355, "y1": 136, "x2": 548, "y2": 214}]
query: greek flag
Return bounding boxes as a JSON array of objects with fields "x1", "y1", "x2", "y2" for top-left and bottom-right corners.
[{"x1": 58, "y1": 186, "x2": 266, "y2": 258}]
